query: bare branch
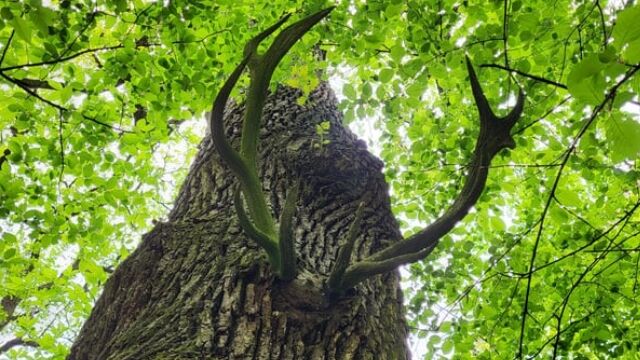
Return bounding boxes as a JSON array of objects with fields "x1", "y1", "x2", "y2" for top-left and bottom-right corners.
[
  {"x1": 518, "y1": 63, "x2": 640, "y2": 359},
  {"x1": 595, "y1": 0, "x2": 608, "y2": 48},
  {"x1": 0, "y1": 72, "x2": 130, "y2": 133},
  {"x1": 14, "y1": 78, "x2": 54, "y2": 89},
  {"x1": 502, "y1": 0, "x2": 510, "y2": 68},
  {"x1": 241, "y1": 7, "x2": 335, "y2": 165},
  {"x1": 338, "y1": 244, "x2": 436, "y2": 291},
  {"x1": 0, "y1": 30, "x2": 15, "y2": 67},
  {"x1": 0, "y1": 338, "x2": 39, "y2": 354},
  {"x1": 480, "y1": 63, "x2": 568, "y2": 89},
  {"x1": 0, "y1": 44, "x2": 125, "y2": 72},
  {"x1": 233, "y1": 188, "x2": 279, "y2": 264}
]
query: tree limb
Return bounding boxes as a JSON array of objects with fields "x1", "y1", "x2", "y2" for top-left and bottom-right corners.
[
  {"x1": 0, "y1": 337, "x2": 38, "y2": 354},
  {"x1": 480, "y1": 63, "x2": 568, "y2": 89},
  {"x1": 234, "y1": 188, "x2": 279, "y2": 266},
  {"x1": 0, "y1": 72, "x2": 130, "y2": 132},
  {"x1": 0, "y1": 44, "x2": 125, "y2": 72},
  {"x1": 0, "y1": 30, "x2": 15, "y2": 67},
  {"x1": 14, "y1": 78, "x2": 54, "y2": 89}
]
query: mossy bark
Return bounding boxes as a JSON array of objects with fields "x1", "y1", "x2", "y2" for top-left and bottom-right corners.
[{"x1": 69, "y1": 84, "x2": 410, "y2": 359}]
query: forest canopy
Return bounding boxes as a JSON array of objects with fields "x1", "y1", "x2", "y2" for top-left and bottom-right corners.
[{"x1": 1, "y1": 0, "x2": 639, "y2": 358}]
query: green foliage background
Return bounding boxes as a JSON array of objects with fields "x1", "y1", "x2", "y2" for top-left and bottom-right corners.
[{"x1": 0, "y1": 0, "x2": 639, "y2": 358}]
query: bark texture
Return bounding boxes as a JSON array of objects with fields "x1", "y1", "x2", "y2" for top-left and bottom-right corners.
[{"x1": 69, "y1": 84, "x2": 410, "y2": 359}]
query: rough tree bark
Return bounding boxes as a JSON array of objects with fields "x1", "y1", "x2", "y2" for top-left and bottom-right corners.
[{"x1": 68, "y1": 83, "x2": 410, "y2": 359}]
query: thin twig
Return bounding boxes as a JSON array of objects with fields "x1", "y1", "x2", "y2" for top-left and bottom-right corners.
[
  {"x1": 59, "y1": 11, "x2": 98, "y2": 59},
  {"x1": 0, "y1": 30, "x2": 15, "y2": 67},
  {"x1": 0, "y1": 44, "x2": 125, "y2": 72},
  {"x1": 634, "y1": 252, "x2": 640, "y2": 293},
  {"x1": 504, "y1": 202, "x2": 640, "y2": 279},
  {"x1": 595, "y1": 0, "x2": 608, "y2": 48},
  {"x1": 513, "y1": 96, "x2": 571, "y2": 136},
  {"x1": 0, "y1": 72, "x2": 129, "y2": 132},
  {"x1": 502, "y1": 0, "x2": 510, "y2": 68},
  {"x1": 58, "y1": 111, "x2": 65, "y2": 194},
  {"x1": 480, "y1": 63, "x2": 568, "y2": 89}
]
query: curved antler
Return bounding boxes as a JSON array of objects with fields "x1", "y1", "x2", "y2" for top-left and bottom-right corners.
[
  {"x1": 210, "y1": 8, "x2": 335, "y2": 279},
  {"x1": 327, "y1": 57, "x2": 525, "y2": 294}
]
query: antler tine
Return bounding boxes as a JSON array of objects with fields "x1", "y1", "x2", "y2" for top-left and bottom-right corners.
[{"x1": 465, "y1": 56, "x2": 495, "y2": 124}]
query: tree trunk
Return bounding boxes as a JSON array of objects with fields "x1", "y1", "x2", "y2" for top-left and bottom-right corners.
[{"x1": 69, "y1": 83, "x2": 410, "y2": 359}]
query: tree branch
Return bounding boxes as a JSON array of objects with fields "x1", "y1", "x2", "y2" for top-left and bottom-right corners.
[
  {"x1": 234, "y1": 188, "x2": 279, "y2": 264},
  {"x1": 595, "y1": 0, "x2": 608, "y2": 48},
  {"x1": 0, "y1": 72, "x2": 129, "y2": 133},
  {"x1": 480, "y1": 63, "x2": 568, "y2": 89},
  {"x1": 0, "y1": 337, "x2": 39, "y2": 354},
  {"x1": 517, "y1": 63, "x2": 640, "y2": 359},
  {"x1": 13, "y1": 78, "x2": 54, "y2": 89},
  {"x1": 0, "y1": 44, "x2": 125, "y2": 72},
  {"x1": 0, "y1": 149, "x2": 10, "y2": 170},
  {"x1": 502, "y1": 0, "x2": 510, "y2": 68},
  {"x1": 0, "y1": 30, "x2": 15, "y2": 67},
  {"x1": 278, "y1": 182, "x2": 300, "y2": 281}
]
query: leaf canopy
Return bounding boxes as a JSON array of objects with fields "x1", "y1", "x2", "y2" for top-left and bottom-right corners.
[{"x1": 0, "y1": 0, "x2": 639, "y2": 358}]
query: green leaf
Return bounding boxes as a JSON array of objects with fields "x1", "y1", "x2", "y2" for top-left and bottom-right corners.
[
  {"x1": 567, "y1": 55, "x2": 606, "y2": 105},
  {"x1": 3, "y1": 248, "x2": 16, "y2": 259},
  {"x1": 555, "y1": 187, "x2": 581, "y2": 208},
  {"x1": 43, "y1": 42, "x2": 59, "y2": 57},
  {"x1": 121, "y1": 12, "x2": 136, "y2": 23},
  {"x1": 605, "y1": 112, "x2": 640, "y2": 163},
  {"x1": 362, "y1": 82, "x2": 372, "y2": 99},
  {"x1": 343, "y1": 83, "x2": 356, "y2": 100},
  {"x1": 112, "y1": 0, "x2": 127, "y2": 12},
  {"x1": 612, "y1": 5, "x2": 640, "y2": 48},
  {"x1": 1, "y1": 7, "x2": 13, "y2": 20},
  {"x1": 490, "y1": 216, "x2": 505, "y2": 231},
  {"x1": 622, "y1": 38, "x2": 640, "y2": 63},
  {"x1": 390, "y1": 44, "x2": 404, "y2": 63},
  {"x1": 31, "y1": 6, "x2": 53, "y2": 34},
  {"x1": 10, "y1": 17, "x2": 32, "y2": 43},
  {"x1": 442, "y1": 339, "x2": 454, "y2": 353},
  {"x1": 379, "y1": 68, "x2": 394, "y2": 83}
]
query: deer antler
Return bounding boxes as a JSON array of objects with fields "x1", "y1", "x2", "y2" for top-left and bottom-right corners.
[
  {"x1": 210, "y1": 8, "x2": 334, "y2": 280},
  {"x1": 326, "y1": 57, "x2": 525, "y2": 295}
]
